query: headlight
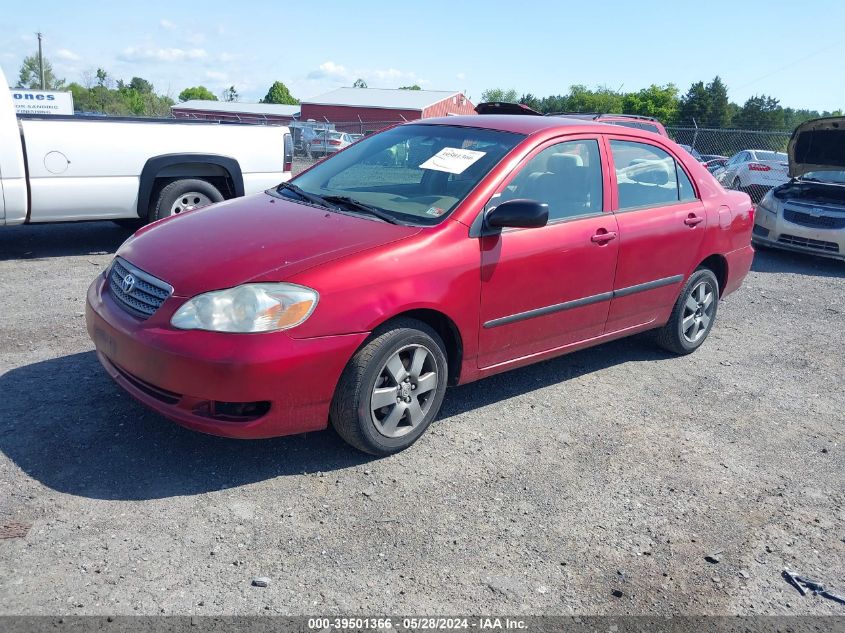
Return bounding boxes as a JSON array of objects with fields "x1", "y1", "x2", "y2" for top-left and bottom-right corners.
[
  {"x1": 757, "y1": 192, "x2": 779, "y2": 215},
  {"x1": 171, "y1": 283, "x2": 318, "y2": 333}
]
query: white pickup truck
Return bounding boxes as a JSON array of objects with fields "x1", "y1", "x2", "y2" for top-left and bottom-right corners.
[{"x1": 0, "y1": 68, "x2": 291, "y2": 227}]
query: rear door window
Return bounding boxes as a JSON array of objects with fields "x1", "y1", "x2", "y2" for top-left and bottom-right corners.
[{"x1": 610, "y1": 140, "x2": 698, "y2": 210}]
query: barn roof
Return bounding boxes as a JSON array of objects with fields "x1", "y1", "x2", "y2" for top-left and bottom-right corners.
[
  {"x1": 172, "y1": 101, "x2": 301, "y2": 117},
  {"x1": 301, "y1": 87, "x2": 464, "y2": 111}
]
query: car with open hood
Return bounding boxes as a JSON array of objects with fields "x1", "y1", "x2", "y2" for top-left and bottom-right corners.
[
  {"x1": 86, "y1": 115, "x2": 754, "y2": 455},
  {"x1": 753, "y1": 117, "x2": 845, "y2": 261}
]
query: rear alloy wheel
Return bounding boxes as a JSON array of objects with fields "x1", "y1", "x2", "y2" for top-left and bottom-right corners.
[
  {"x1": 330, "y1": 318, "x2": 448, "y2": 455},
  {"x1": 151, "y1": 178, "x2": 224, "y2": 222},
  {"x1": 654, "y1": 268, "x2": 720, "y2": 355}
]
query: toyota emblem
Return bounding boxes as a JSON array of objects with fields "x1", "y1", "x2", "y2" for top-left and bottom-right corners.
[{"x1": 121, "y1": 274, "x2": 136, "y2": 294}]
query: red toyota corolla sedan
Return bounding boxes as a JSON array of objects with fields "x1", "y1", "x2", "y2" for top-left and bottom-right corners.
[{"x1": 86, "y1": 114, "x2": 754, "y2": 454}]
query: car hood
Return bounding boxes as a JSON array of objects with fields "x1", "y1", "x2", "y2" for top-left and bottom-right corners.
[
  {"x1": 788, "y1": 116, "x2": 845, "y2": 179},
  {"x1": 119, "y1": 193, "x2": 420, "y2": 297}
]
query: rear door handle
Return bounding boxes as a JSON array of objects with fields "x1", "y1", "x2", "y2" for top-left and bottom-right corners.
[
  {"x1": 684, "y1": 215, "x2": 704, "y2": 227},
  {"x1": 591, "y1": 230, "x2": 617, "y2": 244}
]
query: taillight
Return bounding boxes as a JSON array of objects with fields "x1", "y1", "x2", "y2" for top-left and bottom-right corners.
[
  {"x1": 748, "y1": 163, "x2": 771, "y2": 172},
  {"x1": 283, "y1": 132, "x2": 293, "y2": 172},
  {"x1": 328, "y1": 140, "x2": 341, "y2": 146}
]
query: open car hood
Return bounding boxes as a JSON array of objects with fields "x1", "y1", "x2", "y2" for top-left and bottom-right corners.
[{"x1": 788, "y1": 116, "x2": 845, "y2": 179}]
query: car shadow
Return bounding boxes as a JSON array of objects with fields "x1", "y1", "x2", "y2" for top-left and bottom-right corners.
[
  {"x1": 0, "y1": 222, "x2": 130, "y2": 260},
  {"x1": 0, "y1": 339, "x2": 671, "y2": 501},
  {"x1": 751, "y1": 247, "x2": 844, "y2": 278}
]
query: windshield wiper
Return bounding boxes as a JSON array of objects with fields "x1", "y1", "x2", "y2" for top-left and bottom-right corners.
[
  {"x1": 321, "y1": 195, "x2": 402, "y2": 225},
  {"x1": 276, "y1": 182, "x2": 335, "y2": 209}
]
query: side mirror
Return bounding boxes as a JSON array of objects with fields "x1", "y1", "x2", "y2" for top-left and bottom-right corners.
[{"x1": 486, "y1": 199, "x2": 549, "y2": 230}]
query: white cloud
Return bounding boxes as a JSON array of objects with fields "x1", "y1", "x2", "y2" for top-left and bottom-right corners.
[
  {"x1": 205, "y1": 70, "x2": 228, "y2": 81},
  {"x1": 56, "y1": 49, "x2": 81, "y2": 61},
  {"x1": 119, "y1": 47, "x2": 208, "y2": 63},
  {"x1": 160, "y1": 19, "x2": 176, "y2": 30},
  {"x1": 306, "y1": 60, "x2": 421, "y2": 87},
  {"x1": 217, "y1": 52, "x2": 237, "y2": 63},
  {"x1": 456, "y1": 72, "x2": 466, "y2": 81},
  {"x1": 307, "y1": 60, "x2": 351, "y2": 81}
]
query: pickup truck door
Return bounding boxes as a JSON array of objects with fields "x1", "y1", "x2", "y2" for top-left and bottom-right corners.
[{"x1": 477, "y1": 137, "x2": 619, "y2": 369}]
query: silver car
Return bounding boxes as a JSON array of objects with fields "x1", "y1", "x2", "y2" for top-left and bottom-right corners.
[
  {"x1": 309, "y1": 131, "x2": 354, "y2": 157},
  {"x1": 753, "y1": 117, "x2": 845, "y2": 261}
]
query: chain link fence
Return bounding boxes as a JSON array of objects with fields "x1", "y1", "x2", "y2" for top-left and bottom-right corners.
[
  {"x1": 287, "y1": 118, "x2": 796, "y2": 177},
  {"x1": 666, "y1": 126, "x2": 791, "y2": 160}
]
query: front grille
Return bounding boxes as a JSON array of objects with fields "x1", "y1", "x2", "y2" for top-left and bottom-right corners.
[
  {"x1": 108, "y1": 257, "x2": 173, "y2": 319},
  {"x1": 784, "y1": 209, "x2": 845, "y2": 230},
  {"x1": 778, "y1": 234, "x2": 840, "y2": 253}
]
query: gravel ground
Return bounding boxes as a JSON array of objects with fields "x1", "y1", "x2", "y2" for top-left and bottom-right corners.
[{"x1": 0, "y1": 217, "x2": 843, "y2": 616}]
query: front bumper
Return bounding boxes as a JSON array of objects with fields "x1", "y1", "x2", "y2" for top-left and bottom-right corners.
[
  {"x1": 753, "y1": 209, "x2": 845, "y2": 261},
  {"x1": 86, "y1": 274, "x2": 369, "y2": 439}
]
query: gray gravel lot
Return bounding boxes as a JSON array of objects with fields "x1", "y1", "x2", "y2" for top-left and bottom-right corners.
[{"x1": 0, "y1": 216, "x2": 843, "y2": 616}]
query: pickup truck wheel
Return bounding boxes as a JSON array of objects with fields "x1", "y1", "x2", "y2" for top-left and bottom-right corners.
[
  {"x1": 654, "y1": 268, "x2": 720, "y2": 355},
  {"x1": 330, "y1": 318, "x2": 448, "y2": 456},
  {"x1": 151, "y1": 179, "x2": 223, "y2": 221}
]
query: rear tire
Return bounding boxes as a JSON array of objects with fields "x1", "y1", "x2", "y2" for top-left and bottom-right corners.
[
  {"x1": 654, "y1": 268, "x2": 720, "y2": 355},
  {"x1": 330, "y1": 318, "x2": 448, "y2": 455},
  {"x1": 150, "y1": 178, "x2": 224, "y2": 222}
]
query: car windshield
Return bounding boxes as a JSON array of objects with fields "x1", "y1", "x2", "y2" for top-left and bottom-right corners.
[
  {"x1": 754, "y1": 151, "x2": 787, "y2": 161},
  {"x1": 283, "y1": 124, "x2": 524, "y2": 225}
]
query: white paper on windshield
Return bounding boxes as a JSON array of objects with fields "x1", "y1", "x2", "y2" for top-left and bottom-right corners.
[{"x1": 419, "y1": 147, "x2": 486, "y2": 174}]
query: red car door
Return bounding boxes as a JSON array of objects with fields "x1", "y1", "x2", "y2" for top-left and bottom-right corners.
[
  {"x1": 603, "y1": 136, "x2": 707, "y2": 333},
  {"x1": 477, "y1": 137, "x2": 619, "y2": 369}
]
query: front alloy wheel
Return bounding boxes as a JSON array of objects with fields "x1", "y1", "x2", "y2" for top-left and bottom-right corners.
[
  {"x1": 370, "y1": 344, "x2": 439, "y2": 438},
  {"x1": 331, "y1": 318, "x2": 448, "y2": 455}
]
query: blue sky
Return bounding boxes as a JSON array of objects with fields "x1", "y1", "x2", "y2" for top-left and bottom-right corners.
[{"x1": 1, "y1": 0, "x2": 843, "y2": 111}]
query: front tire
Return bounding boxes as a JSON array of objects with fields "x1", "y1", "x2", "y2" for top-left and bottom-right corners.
[
  {"x1": 330, "y1": 318, "x2": 448, "y2": 455},
  {"x1": 654, "y1": 268, "x2": 720, "y2": 355},
  {"x1": 150, "y1": 178, "x2": 224, "y2": 222}
]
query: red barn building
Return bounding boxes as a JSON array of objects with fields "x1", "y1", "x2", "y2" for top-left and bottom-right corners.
[{"x1": 299, "y1": 88, "x2": 475, "y2": 127}]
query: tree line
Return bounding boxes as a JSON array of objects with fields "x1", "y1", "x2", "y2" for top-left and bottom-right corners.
[
  {"x1": 13, "y1": 52, "x2": 301, "y2": 117},
  {"x1": 481, "y1": 77, "x2": 842, "y2": 131}
]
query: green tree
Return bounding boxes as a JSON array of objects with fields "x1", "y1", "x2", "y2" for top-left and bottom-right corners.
[
  {"x1": 732, "y1": 95, "x2": 785, "y2": 130},
  {"x1": 16, "y1": 53, "x2": 65, "y2": 89},
  {"x1": 519, "y1": 93, "x2": 541, "y2": 111},
  {"x1": 129, "y1": 77, "x2": 154, "y2": 94},
  {"x1": 566, "y1": 85, "x2": 624, "y2": 113},
  {"x1": 622, "y1": 84, "x2": 679, "y2": 124},
  {"x1": 678, "y1": 81, "x2": 710, "y2": 125},
  {"x1": 178, "y1": 86, "x2": 218, "y2": 102},
  {"x1": 221, "y1": 85, "x2": 239, "y2": 102},
  {"x1": 261, "y1": 81, "x2": 299, "y2": 104},
  {"x1": 353, "y1": 78, "x2": 368, "y2": 88},
  {"x1": 480, "y1": 88, "x2": 519, "y2": 103},
  {"x1": 705, "y1": 76, "x2": 730, "y2": 127},
  {"x1": 399, "y1": 84, "x2": 421, "y2": 90}
]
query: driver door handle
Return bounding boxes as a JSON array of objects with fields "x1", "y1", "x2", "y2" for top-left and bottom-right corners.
[
  {"x1": 591, "y1": 230, "x2": 618, "y2": 244},
  {"x1": 684, "y1": 214, "x2": 704, "y2": 227}
]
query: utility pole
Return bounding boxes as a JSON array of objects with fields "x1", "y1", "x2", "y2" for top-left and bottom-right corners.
[{"x1": 37, "y1": 32, "x2": 44, "y2": 89}]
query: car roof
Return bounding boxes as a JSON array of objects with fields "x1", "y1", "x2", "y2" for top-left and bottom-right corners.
[{"x1": 413, "y1": 114, "x2": 654, "y2": 137}]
